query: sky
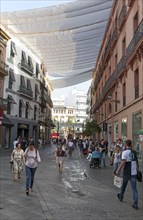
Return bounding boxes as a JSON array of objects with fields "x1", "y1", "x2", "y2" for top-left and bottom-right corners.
[{"x1": 1, "y1": 0, "x2": 92, "y2": 99}]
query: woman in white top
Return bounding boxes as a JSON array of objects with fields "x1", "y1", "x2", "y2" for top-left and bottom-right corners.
[
  {"x1": 11, "y1": 143, "x2": 24, "y2": 181},
  {"x1": 24, "y1": 141, "x2": 41, "y2": 195}
]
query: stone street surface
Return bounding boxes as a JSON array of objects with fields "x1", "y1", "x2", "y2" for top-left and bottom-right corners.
[{"x1": 0, "y1": 145, "x2": 143, "y2": 220}]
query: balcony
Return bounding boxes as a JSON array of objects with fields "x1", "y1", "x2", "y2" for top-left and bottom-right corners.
[
  {"x1": 0, "y1": 60, "x2": 9, "y2": 76},
  {"x1": 118, "y1": 5, "x2": 127, "y2": 31},
  {"x1": 21, "y1": 60, "x2": 33, "y2": 76},
  {"x1": 18, "y1": 86, "x2": 33, "y2": 98}
]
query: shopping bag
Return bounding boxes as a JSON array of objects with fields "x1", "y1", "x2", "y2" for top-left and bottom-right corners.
[{"x1": 114, "y1": 175, "x2": 123, "y2": 188}]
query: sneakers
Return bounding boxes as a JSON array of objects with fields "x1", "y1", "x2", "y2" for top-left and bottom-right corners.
[
  {"x1": 117, "y1": 193, "x2": 123, "y2": 202},
  {"x1": 132, "y1": 205, "x2": 138, "y2": 210},
  {"x1": 26, "y1": 190, "x2": 29, "y2": 196}
]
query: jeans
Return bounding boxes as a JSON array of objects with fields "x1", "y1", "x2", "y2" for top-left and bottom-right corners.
[
  {"x1": 25, "y1": 166, "x2": 37, "y2": 191},
  {"x1": 119, "y1": 175, "x2": 138, "y2": 207},
  {"x1": 99, "y1": 152, "x2": 106, "y2": 167}
]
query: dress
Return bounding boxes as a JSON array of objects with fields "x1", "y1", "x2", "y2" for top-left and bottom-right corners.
[{"x1": 11, "y1": 148, "x2": 24, "y2": 180}]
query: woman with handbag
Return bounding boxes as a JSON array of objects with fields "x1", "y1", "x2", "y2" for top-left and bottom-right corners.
[{"x1": 24, "y1": 141, "x2": 41, "y2": 195}]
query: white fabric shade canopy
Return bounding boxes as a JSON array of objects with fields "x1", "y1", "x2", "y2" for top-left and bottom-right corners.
[{"x1": 1, "y1": 0, "x2": 113, "y2": 89}]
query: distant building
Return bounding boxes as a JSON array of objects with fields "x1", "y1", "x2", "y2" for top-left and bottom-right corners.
[{"x1": 52, "y1": 89, "x2": 88, "y2": 138}]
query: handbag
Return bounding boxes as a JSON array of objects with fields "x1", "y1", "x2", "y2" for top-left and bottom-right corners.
[
  {"x1": 136, "y1": 170, "x2": 142, "y2": 182},
  {"x1": 114, "y1": 175, "x2": 123, "y2": 188}
]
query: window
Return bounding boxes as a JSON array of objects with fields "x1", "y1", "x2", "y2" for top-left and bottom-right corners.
[
  {"x1": 35, "y1": 84, "x2": 39, "y2": 100},
  {"x1": 122, "y1": 83, "x2": 126, "y2": 107},
  {"x1": 25, "y1": 102, "x2": 29, "y2": 118},
  {"x1": 134, "y1": 11, "x2": 138, "y2": 33},
  {"x1": 8, "y1": 69, "x2": 15, "y2": 89},
  {"x1": 28, "y1": 56, "x2": 33, "y2": 69},
  {"x1": 36, "y1": 63, "x2": 40, "y2": 78},
  {"x1": 108, "y1": 103, "x2": 112, "y2": 114},
  {"x1": 7, "y1": 101, "x2": 11, "y2": 114},
  {"x1": 19, "y1": 99, "x2": 25, "y2": 117},
  {"x1": 134, "y1": 68, "x2": 139, "y2": 99},
  {"x1": 34, "y1": 105, "x2": 37, "y2": 120},
  {"x1": 121, "y1": 117, "x2": 127, "y2": 141},
  {"x1": 27, "y1": 79, "x2": 32, "y2": 91},
  {"x1": 115, "y1": 92, "x2": 118, "y2": 112},
  {"x1": 122, "y1": 37, "x2": 126, "y2": 55},
  {"x1": 10, "y1": 41, "x2": 17, "y2": 58},
  {"x1": 115, "y1": 53, "x2": 118, "y2": 68},
  {"x1": 21, "y1": 51, "x2": 27, "y2": 63},
  {"x1": 20, "y1": 75, "x2": 26, "y2": 88}
]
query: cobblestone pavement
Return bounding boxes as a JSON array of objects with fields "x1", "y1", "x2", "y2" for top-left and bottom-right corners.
[{"x1": 0, "y1": 145, "x2": 143, "y2": 220}]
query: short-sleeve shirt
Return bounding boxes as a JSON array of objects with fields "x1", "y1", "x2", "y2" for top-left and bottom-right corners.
[{"x1": 122, "y1": 149, "x2": 137, "y2": 176}]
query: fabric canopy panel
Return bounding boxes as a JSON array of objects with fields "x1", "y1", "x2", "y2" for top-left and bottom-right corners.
[{"x1": 1, "y1": 0, "x2": 113, "y2": 89}]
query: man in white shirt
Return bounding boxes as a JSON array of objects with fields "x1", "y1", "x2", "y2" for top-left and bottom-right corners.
[
  {"x1": 115, "y1": 139, "x2": 139, "y2": 209},
  {"x1": 13, "y1": 138, "x2": 18, "y2": 149}
]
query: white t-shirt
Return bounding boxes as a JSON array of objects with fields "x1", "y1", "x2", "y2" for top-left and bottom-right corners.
[
  {"x1": 24, "y1": 149, "x2": 41, "y2": 168},
  {"x1": 122, "y1": 149, "x2": 137, "y2": 176}
]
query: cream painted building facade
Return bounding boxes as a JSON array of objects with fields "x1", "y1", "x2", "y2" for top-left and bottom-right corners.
[{"x1": 91, "y1": 0, "x2": 143, "y2": 159}]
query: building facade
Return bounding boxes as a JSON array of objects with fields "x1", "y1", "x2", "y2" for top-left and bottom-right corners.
[
  {"x1": 0, "y1": 28, "x2": 13, "y2": 148},
  {"x1": 91, "y1": 0, "x2": 143, "y2": 159},
  {"x1": 1, "y1": 33, "x2": 53, "y2": 148}
]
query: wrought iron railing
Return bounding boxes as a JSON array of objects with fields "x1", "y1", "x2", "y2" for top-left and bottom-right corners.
[
  {"x1": 19, "y1": 86, "x2": 33, "y2": 97},
  {"x1": 21, "y1": 60, "x2": 33, "y2": 75}
]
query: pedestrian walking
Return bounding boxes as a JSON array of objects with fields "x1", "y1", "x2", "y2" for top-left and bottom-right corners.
[
  {"x1": 24, "y1": 141, "x2": 41, "y2": 196},
  {"x1": 55, "y1": 143, "x2": 66, "y2": 174},
  {"x1": 10, "y1": 143, "x2": 25, "y2": 181},
  {"x1": 99, "y1": 139, "x2": 107, "y2": 168},
  {"x1": 115, "y1": 139, "x2": 139, "y2": 209}
]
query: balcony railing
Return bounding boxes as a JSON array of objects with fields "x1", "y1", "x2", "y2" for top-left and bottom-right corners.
[
  {"x1": 21, "y1": 60, "x2": 33, "y2": 75},
  {"x1": 118, "y1": 5, "x2": 127, "y2": 30},
  {"x1": 0, "y1": 60, "x2": 9, "y2": 76},
  {"x1": 93, "y1": 19, "x2": 143, "y2": 111},
  {"x1": 19, "y1": 86, "x2": 33, "y2": 98}
]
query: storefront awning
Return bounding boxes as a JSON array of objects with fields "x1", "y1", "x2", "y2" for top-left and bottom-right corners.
[{"x1": 2, "y1": 114, "x2": 14, "y2": 127}]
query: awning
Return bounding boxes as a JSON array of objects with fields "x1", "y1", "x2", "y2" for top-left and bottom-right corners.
[
  {"x1": 1, "y1": 0, "x2": 113, "y2": 89},
  {"x1": 2, "y1": 114, "x2": 14, "y2": 127}
]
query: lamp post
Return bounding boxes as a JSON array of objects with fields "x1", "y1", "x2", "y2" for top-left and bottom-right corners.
[{"x1": 57, "y1": 121, "x2": 59, "y2": 144}]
